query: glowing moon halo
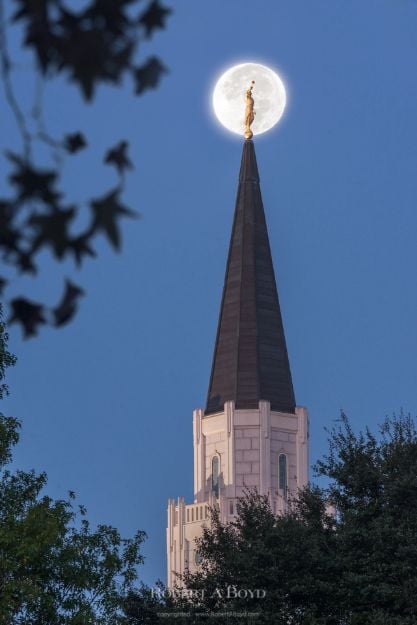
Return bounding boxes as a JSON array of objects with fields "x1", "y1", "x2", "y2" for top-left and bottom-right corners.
[{"x1": 212, "y1": 63, "x2": 286, "y2": 137}]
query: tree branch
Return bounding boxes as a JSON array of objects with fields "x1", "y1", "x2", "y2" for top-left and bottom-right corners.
[
  {"x1": 32, "y1": 72, "x2": 64, "y2": 169},
  {"x1": 0, "y1": 0, "x2": 32, "y2": 160}
]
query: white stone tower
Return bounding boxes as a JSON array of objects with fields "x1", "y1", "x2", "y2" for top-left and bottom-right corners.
[{"x1": 166, "y1": 140, "x2": 309, "y2": 588}]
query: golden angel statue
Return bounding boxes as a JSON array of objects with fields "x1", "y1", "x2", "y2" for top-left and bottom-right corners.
[{"x1": 244, "y1": 81, "x2": 256, "y2": 139}]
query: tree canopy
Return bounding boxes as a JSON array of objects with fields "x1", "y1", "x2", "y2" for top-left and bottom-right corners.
[
  {"x1": 156, "y1": 412, "x2": 417, "y2": 625},
  {"x1": 0, "y1": 311, "x2": 147, "y2": 624}
]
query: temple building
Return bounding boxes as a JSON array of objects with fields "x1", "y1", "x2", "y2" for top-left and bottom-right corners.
[{"x1": 166, "y1": 139, "x2": 309, "y2": 588}]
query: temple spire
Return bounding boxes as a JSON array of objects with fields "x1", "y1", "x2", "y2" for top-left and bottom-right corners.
[{"x1": 205, "y1": 140, "x2": 295, "y2": 415}]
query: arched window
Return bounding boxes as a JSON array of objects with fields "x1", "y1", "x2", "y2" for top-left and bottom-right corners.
[
  {"x1": 279, "y1": 454, "x2": 287, "y2": 494},
  {"x1": 212, "y1": 456, "x2": 220, "y2": 498}
]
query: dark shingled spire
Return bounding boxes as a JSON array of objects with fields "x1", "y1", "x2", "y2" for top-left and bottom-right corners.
[{"x1": 205, "y1": 140, "x2": 295, "y2": 415}]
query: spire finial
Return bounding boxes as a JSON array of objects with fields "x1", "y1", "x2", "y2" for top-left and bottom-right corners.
[{"x1": 244, "y1": 80, "x2": 256, "y2": 140}]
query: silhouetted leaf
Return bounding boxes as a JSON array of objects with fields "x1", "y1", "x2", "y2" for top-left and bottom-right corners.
[
  {"x1": 0, "y1": 201, "x2": 20, "y2": 253},
  {"x1": 12, "y1": 0, "x2": 170, "y2": 100},
  {"x1": 7, "y1": 153, "x2": 60, "y2": 205},
  {"x1": 133, "y1": 56, "x2": 167, "y2": 95},
  {"x1": 64, "y1": 132, "x2": 87, "y2": 154},
  {"x1": 29, "y1": 207, "x2": 75, "y2": 258},
  {"x1": 15, "y1": 1, "x2": 57, "y2": 72},
  {"x1": 68, "y1": 235, "x2": 96, "y2": 266},
  {"x1": 12, "y1": 0, "x2": 48, "y2": 22},
  {"x1": 139, "y1": 0, "x2": 172, "y2": 38},
  {"x1": 56, "y1": 7, "x2": 135, "y2": 101},
  {"x1": 9, "y1": 297, "x2": 46, "y2": 338},
  {"x1": 85, "y1": 0, "x2": 134, "y2": 35},
  {"x1": 53, "y1": 280, "x2": 84, "y2": 327},
  {"x1": 0, "y1": 278, "x2": 7, "y2": 295},
  {"x1": 16, "y1": 252, "x2": 37, "y2": 274},
  {"x1": 90, "y1": 189, "x2": 137, "y2": 250},
  {"x1": 104, "y1": 141, "x2": 133, "y2": 175}
]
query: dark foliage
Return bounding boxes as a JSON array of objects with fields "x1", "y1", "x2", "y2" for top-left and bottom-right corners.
[
  {"x1": 120, "y1": 412, "x2": 417, "y2": 624},
  {"x1": 104, "y1": 140, "x2": 133, "y2": 176},
  {"x1": 0, "y1": 0, "x2": 171, "y2": 337},
  {"x1": 64, "y1": 132, "x2": 87, "y2": 154},
  {"x1": 0, "y1": 309, "x2": 147, "y2": 623},
  {"x1": 0, "y1": 308, "x2": 17, "y2": 399},
  {"x1": 140, "y1": 1, "x2": 172, "y2": 38},
  {"x1": 53, "y1": 280, "x2": 84, "y2": 327},
  {"x1": 123, "y1": 582, "x2": 174, "y2": 624},
  {"x1": 179, "y1": 491, "x2": 338, "y2": 625},
  {"x1": 133, "y1": 56, "x2": 168, "y2": 95},
  {"x1": 315, "y1": 411, "x2": 417, "y2": 624},
  {"x1": 9, "y1": 297, "x2": 46, "y2": 337}
]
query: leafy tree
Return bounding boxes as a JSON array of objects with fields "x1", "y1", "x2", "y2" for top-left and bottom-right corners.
[
  {"x1": 166, "y1": 412, "x2": 417, "y2": 625},
  {"x1": 315, "y1": 411, "x2": 417, "y2": 625},
  {"x1": 0, "y1": 309, "x2": 147, "y2": 624},
  {"x1": 181, "y1": 490, "x2": 338, "y2": 625},
  {"x1": 123, "y1": 582, "x2": 175, "y2": 624},
  {"x1": 0, "y1": 0, "x2": 171, "y2": 337}
]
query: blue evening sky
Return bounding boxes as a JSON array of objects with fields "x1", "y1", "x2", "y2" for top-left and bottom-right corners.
[{"x1": 2, "y1": 0, "x2": 417, "y2": 584}]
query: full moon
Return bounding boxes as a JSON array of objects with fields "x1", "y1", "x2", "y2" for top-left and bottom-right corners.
[{"x1": 212, "y1": 63, "x2": 286, "y2": 137}]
